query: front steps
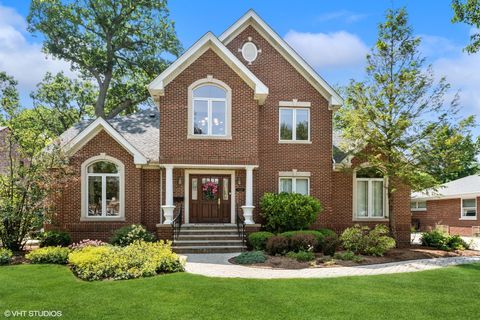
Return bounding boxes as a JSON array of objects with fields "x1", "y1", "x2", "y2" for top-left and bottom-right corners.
[{"x1": 172, "y1": 224, "x2": 246, "y2": 253}]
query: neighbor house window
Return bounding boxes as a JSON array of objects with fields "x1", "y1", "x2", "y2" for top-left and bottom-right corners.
[
  {"x1": 354, "y1": 168, "x2": 386, "y2": 219},
  {"x1": 279, "y1": 177, "x2": 309, "y2": 195},
  {"x1": 82, "y1": 156, "x2": 124, "y2": 220},
  {"x1": 411, "y1": 200, "x2": 427, "y2": 211},
  {"x1": 190, "y1": 82, "x2": 230, "y2": 137},
  {"x1": 461, "y1": 198, "x2": 477, "y2": 219},
  {"x1": 279, "y1": 108, "x2": 310, "y2": 142}
]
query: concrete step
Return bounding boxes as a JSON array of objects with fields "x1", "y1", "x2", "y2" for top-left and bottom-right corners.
[
  {"x1": 173, "y1": 245, "x2": 245, "y2": 254},
  {"x1": 174, "y1": 239, "x2": 244, "y2": 247},
  {"x1": 180, "y1": 224, "x2": 237, "y2": 230},
  {"x1": 178, "y1": 234, "x2": 242, "y2": 241},
  {"x1": 178, "y1": 230, "x2": 239, "y2": 236}
]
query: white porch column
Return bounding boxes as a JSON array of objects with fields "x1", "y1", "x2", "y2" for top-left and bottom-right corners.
[
  {"x1": 162, "y1": 165, "x2": 175, "y2": 224},
  {"x1": 241, "y1": 165, "x2": 255, "y2": 224}
]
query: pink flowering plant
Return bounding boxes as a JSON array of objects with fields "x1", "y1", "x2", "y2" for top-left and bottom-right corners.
[
  {"x1": 202, "y1": 181, "x2": 218, "y2": 200},
  {"x1": 69, "y1": 239, "x2": 108, "y2": 250}
]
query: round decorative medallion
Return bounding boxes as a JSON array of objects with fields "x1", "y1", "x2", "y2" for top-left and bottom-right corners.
[{"x1": 241, "y1": 41, "x2": 258, "y2": 64}]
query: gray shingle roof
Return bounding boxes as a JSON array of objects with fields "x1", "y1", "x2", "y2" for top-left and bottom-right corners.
[
  {"x1": 60, "y1": 109, "x2": 159, "y2": 162},
  {"x1": 412, "y1": 174, "x2": 480, "y2": 200}
]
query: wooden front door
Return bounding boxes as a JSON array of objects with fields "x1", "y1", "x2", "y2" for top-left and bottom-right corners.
[{"x1": 189, "y1": 175, "x2": 231, "y2": 223}]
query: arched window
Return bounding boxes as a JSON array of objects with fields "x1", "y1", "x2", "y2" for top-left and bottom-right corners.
[
  {"x1": 354, "y1": 168, "x2": 387, "y2": 219},
  {"x1": 81, "y1": 156, "x2": 124, "y2": 220},
  {"x1": 188, "y1": 78, "x2": 231, "y2": 138}
]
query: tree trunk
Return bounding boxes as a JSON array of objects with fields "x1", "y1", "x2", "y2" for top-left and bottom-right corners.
[{"x1": 388, "y1": 184, "x2": 398, "y2": 244}]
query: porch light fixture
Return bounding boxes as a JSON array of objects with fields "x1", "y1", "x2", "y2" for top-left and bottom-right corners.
[{"x1": 177, "y1": 176, "x2": 183, "y2": 186}]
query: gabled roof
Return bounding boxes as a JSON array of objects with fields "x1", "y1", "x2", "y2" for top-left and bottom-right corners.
[
  {"x1": 60, "y1": 109, "x2": 160, "y2": 164},
  {"x1": 219, "y1": 9, "x2": 343, "y2": 110},
  {"x1": 148, "y1": 32, "x2": 269, "y2": 104},
  {"x1": 412, "y1": 174, "x2": 480, "y2": 200}
]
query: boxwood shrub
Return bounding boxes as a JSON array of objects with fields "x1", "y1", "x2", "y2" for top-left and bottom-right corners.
[
  {"x1": 260, "y1": 193, "x2": 323, "y2": 233},
  {"x1": 281, "y1": 230, "x2": 324, "y2": 252},
  {"x1": 286, "y1": 250, "x2": 315, "y2": 262},
  {"x1": 248, "y1": 232, "x2": 275, "y2": 251},
  {"x1": 265, "y1": 235, "x2": 290, "y2": 255},
  {"x1": 26, "y1": 247, "x2": 70, "y2": 264},
  {"x1": 39, "y1": 231, "x2": 72, "y2": 247}
]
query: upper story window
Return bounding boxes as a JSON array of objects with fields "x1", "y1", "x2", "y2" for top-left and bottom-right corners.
[
  {"x1": 411, "y1": 200, "x2": 427, "y2": 211},
  {"x1": 188, "y1": 78, "x2": 232, "y2": 139},
  {"x1": 461, "y1": 198, "x2": 477, "y2": 220},
  {"x1": 279, "y1": 108, "x2": 310, "y2": 143},
  {"x1": 354, "y1": 167, "x2": 387, "y2": 219}
]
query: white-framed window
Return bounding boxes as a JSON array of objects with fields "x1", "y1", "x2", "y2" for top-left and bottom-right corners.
[
  {"x1": 81, "y1": 155, "x2": 125, "y2": 220},
  {"x1": 279, "y1": 177, "x2": 310, "y2": 195},
  {"x1": 411, "y1": 200, "x2": 427, "y2": 211},
  {"x1": 354, "y1": 168, "x2": 387, "y2": 219},
  {"x1": 188, "y1": 78, "x2": 232, "y2": 139},
  {"x1": 461, "y1": 198, "x2": 477, "y2": 220},
  {"x1": 279, "y1": 107, "x2": 310, "y2": 142}
]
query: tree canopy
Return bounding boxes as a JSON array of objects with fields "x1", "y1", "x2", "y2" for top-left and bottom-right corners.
[{"x1": 452, "y1": 0, "x2": 480, "y2": 53}]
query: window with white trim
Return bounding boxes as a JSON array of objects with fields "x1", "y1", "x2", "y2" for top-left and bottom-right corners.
[
  {"x1": 86, "y1": 161, "x2": 121, "y2": 217},
  {"x1": 461, "y1": 198, "x2": 477, "y2": 219},
  {"x1": 279, "y1": 108, "x2": 310, "y2": 142},
  {"x1": 192, "y1": 84, "x2": 227, "y2": 136},
  {"x1": 355, "y1": 168, "x2": 386, "y2": 218},
  {"x1": 411, "y1": 200, "x2": 427, "y2": 211},
  {"x1": 279, "y1": 177, "x2": 309, "y2": 195}
]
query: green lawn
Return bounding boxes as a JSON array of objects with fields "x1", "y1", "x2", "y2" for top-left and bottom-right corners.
[{"x1": 1, "y1": 264, "x2": 480, "y2": 320}]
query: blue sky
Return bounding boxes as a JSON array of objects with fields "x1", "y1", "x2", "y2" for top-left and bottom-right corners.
[{"x1": 0, "y1": 0, "x2": 479, "y2": 132}]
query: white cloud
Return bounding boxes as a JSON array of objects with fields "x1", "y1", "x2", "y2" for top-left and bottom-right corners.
[
  {"x1": 0, "y1": 5, "x2": 73, "y2": 101},
  {"x1": 316, "y1": 10, "x2": 367, "y2": 24},
  {"x1": 284, "y1": 30, "x2": 369, "y2": 69}
]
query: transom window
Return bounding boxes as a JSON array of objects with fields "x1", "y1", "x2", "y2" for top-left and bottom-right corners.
[
  {"x1": 355, "y1": 168, "x2": 386, "y2": 219},
  {"x1": 461, "y1": 198, "x2": 477, "y2": 219},
  {"x1": 192, "y1": 84, "x2": 227, "y2": 136},
  {"x1": 279, "y1": 108, "x2": 310, "y2": 142},
  {"x1": 279, "y1": 177, "x2": 309, "y2": 195},
  {"x1": 411, "y1": 200, "x2": 427, "y2": 211},
  {"x1": 86, "y1": 160, "x2": 121, "y2": 218}
]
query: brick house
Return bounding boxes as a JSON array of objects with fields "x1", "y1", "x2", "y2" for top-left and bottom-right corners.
[
  {"x1": 411, "y1": 174, "x2": 480, "y2": 236},
  {"x1": 54, "y1": 10, "x2": 411, "y2": 251}
]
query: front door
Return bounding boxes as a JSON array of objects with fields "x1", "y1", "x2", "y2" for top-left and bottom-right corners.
[{"x1": 189, "y1": 175, "x2": 231, "y2": 223}]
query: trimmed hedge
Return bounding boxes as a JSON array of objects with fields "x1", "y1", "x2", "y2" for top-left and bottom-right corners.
[
  {"x1": 248, "y1": 232, "x2": 275, "y2": 251},
  {"x1": 281, "y1": 230, "x2": 325, "y2": 252},
  {"x1": 26, "y1": 247, "x2": 70, "y2": 264},
  {"x1": 39, "y1": 231, "x2": 71, "y2": 247}
]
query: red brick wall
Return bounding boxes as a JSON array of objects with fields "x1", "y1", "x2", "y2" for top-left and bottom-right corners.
[{"x1": 412, "y1": 197, "x2": 480, "y2": 236}]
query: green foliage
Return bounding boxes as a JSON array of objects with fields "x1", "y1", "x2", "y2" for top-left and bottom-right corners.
[
  {"x1": 40, "y1": 231, "x2": 72, "y2": 248},
  {"x1": 28, "y1": 0, "x2": 182, "y2": 118},
  {"x1": 68, "y1": 241, "x2": 184, "y2": 281},
  {"x1": 248, "y1": 232, "x2": 275, "y2": 251},
  {"x1": 265, "y1": 236, "x2": 290, "y2": 256},
  {"x1": 322, "y1": 235, "x2": 341, "y2": 256},
  {"x1": 334, "y1": 251, "x2": 364, "y2": 263},
  {"x1": 288, "y1": 233, "x2": 318, "y2": 252},
  {"x1": 281, "y1": 230, "x2": 325, "y2": 252},
  {"x1": 317, "y1": 228, "x2": 337, "y2": 238},
  {"x1": 340, "y1": 225, "x2": 396, "y2": 256},
  {"x1": 421, "y1": 230, "x2": 470, "y2": 251},
  {"x1": 0, "y1": 248, "x2": 13, "y2": 265},
  {"x1": 452, "y1": 0, "x2": 480, "y2": 53},
  {"x1": 286, "y1": 250, "x2": 315, "y2": 262},
  {"x1": 234, "y1": 251, "x2": 267, "y2": 265},
  {"x1": 260, "y1": 193, "x2": 323, "y2": 233},
  {"x1": 110, "y1": 224, "x2": 156, "y2": 246},
  {"x1": 26, "y1": 247, "x2": 70, "y2": 264}
]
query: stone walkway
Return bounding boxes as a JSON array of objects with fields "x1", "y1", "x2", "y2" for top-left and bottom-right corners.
[{"x1": 184, "y1": 253, "x2": 480, "y2": 279}]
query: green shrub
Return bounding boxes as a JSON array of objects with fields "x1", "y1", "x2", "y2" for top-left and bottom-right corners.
[
  {"x1": 421, "y1": 230, "x2": 470, "y2": 251},
  {"x1": 340, "y1": 224, "x2": 396, "y2": 256},
  {"x1": 234, "y1": 251, "x2": 267, "y2": 265},
  {"x1": 286, "y1": 250, "x2": 315, "y2": 262},
  {"x1": 69, "y1": 241, "x2": 184, "y2": 281},
  {"x1": 288, "y1": 234, "x2": 318, "y2": 252},
  {"x1": 447, "y1": 235, "x2": 469, "y2": 250},
  {"x1": 317, "y1": 228, "x2": 337, "y2": 238},
  {"x1": 110, "y1": 224, "x2": 156, "y2": 246},
  {"x1": 323, "y1": 234, "x2": 340, "y2": 256},
  {"x1": 39, "y1": 231, "x2": 72, "y2": 247},
  {"x1": 260, "y1": 193, "x2": 323, "y2": 233},
  {"x1": 280, "y1": 230, "x2": 325, "y2": 252},
  {"x1": 26, "y1": 247, "x2": 70, "y2": 264},
  {"x1": 248, "y1": 232, "x2": 275, "y2": 251},
  {"x1": 334, "y1": 251, "x2": 364, "y2": 263},
  {"x1": 266, "y1": 236, "x2": 289, "y2": 255},
  {"x1": 0, "y1": 248, "x2": 13, "y2": 265}
]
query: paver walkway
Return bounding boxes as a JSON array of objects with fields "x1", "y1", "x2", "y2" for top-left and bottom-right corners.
[{"x1": 184, "y1": 253, "x2": 480, "y2": 279}]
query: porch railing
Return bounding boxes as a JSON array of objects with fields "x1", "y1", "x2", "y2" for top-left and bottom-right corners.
[
  {"x1": 171, "y1": 203, "x2": 183, "y2": 246},
  {"x1": 236, "y1": 206, "x2": 246, "y2": 251}
]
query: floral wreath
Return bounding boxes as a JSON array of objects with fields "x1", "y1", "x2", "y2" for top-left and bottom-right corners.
[{"x1": 202, "y1": 181, "x2": 218, "y2": 200}]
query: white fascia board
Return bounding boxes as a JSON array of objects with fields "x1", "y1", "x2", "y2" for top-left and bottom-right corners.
[
  {"x1": 64, "y1": 117, "x2": 148, "y2": 165},
  {"x1": 219, "y1": 10, "x2": 343, "y2": 109},
  {"x1": 148, "y1": 32, "x2": 269, "y2": 105},
  {"x1": 411, "y1": 192, "x2": 480, "y2": 201}
]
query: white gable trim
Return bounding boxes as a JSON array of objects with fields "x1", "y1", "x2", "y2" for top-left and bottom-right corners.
[
  {"x1": 148, "y1": 32, "x2": 268, "y2": 105},
  {"x1": 219, "y1": 10, "x2": 343, "y2": 110},
  {"x1": 64, "y1": 117, "x2": 148, "y2": 165}
]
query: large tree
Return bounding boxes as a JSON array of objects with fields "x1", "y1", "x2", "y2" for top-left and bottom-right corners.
[
  {"x1": 414, "y1": 116, "x2": 480, "y2": 185},
  {"x1": 452, "y1": 0, "x2": 480, "y2": 53},
  {"x1": 27, "y1": 0, "x2": 182, "y2": 118},
  {"x1": 336, "y1": 8, "x2": 458, "y2": 239}
]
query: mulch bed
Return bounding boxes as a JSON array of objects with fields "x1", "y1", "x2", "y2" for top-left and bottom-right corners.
[{"x1": 229, "y1": 245, "x2": 480, "y2": 269}]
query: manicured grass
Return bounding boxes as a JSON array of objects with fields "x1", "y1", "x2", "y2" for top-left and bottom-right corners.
[{"x1": 1, "y1": 264, "x2": 480, "y2": 320}]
